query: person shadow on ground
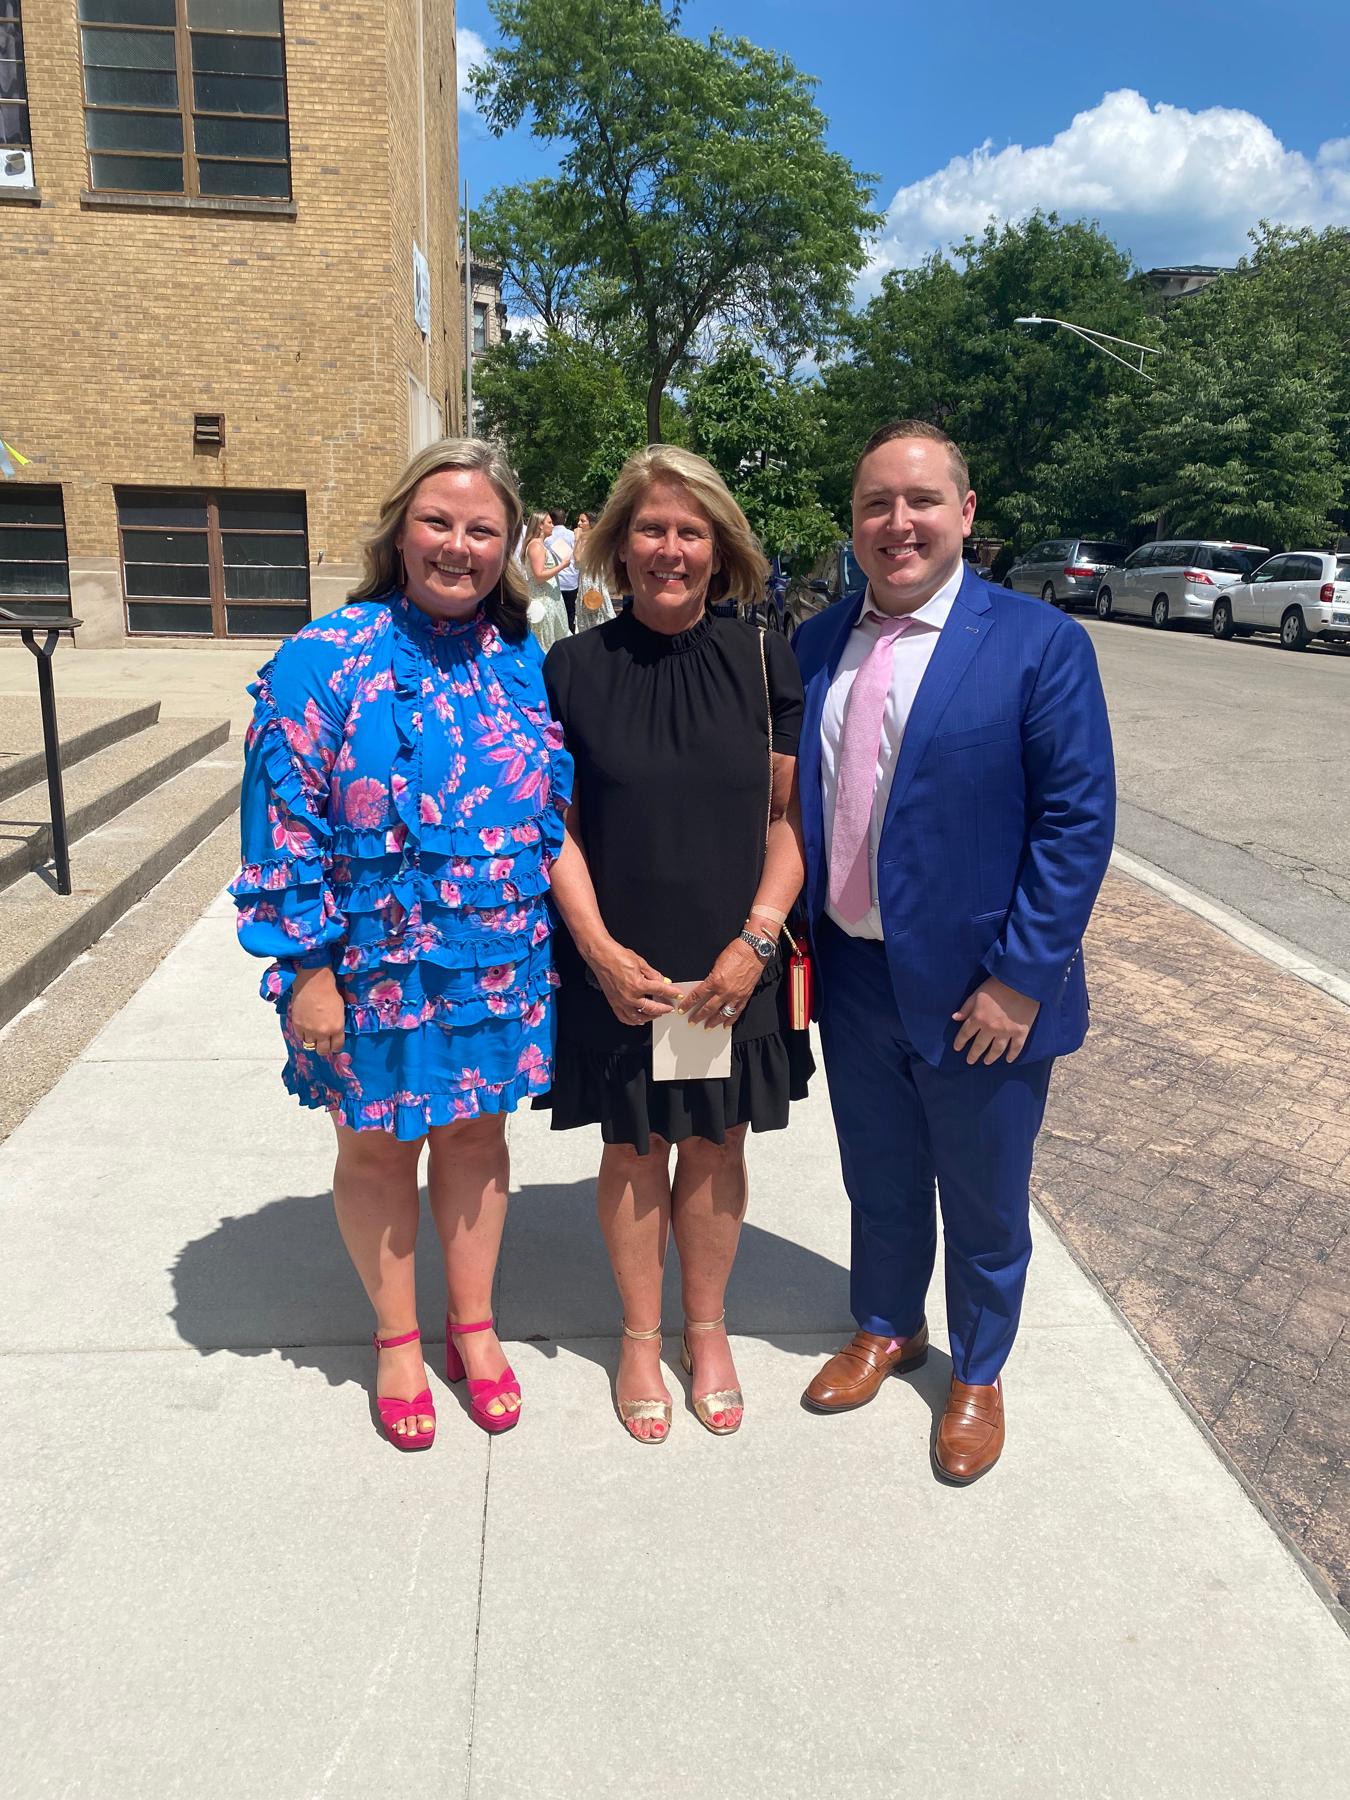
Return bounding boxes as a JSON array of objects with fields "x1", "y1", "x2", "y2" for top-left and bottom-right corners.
[{"x1": 168, "y1": 1175, "x2": 954, "y2": 1438}]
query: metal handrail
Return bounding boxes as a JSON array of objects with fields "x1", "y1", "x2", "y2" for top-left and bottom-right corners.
[{"x1": 0, "y1": 605, "x2": 85, "y2": 895}]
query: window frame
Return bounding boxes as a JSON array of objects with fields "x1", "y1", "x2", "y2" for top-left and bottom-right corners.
[
  {"x1": 0, "y1": 0, "x2": 32, "y2": 170},
  {"x1": 0, "y1": 483, "x2": 71, "y2": 618},
  {"x1": 78, "y1": 0, "x2": 292, "y2": 203},
  {"x1": 116, "y1": 485, "x2": 310, "y2": 639}
]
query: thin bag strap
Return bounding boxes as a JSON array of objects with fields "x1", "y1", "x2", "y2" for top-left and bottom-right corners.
[{"x1": 757, "y1": 625, "x2": 772, "y2": 851}]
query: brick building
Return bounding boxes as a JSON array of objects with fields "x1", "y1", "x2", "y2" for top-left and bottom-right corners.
[{"x1": 0, "y1": 0, "x2": 463, "y2": 646}]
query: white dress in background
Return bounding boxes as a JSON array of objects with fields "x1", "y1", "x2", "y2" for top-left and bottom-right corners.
[
  {"x1": 525, "y1": 548, "x2": 572, "y2": 652},
  {"x1": 572, "y1": 567, "x2": 616, "y2": 632}
]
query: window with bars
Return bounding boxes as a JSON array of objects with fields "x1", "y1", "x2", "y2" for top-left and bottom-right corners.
[
  {"x1": 0, "y1": 487, "x2": 71, "y2": 620},
  {"x1": 0, "y1": 0, "x2": 32, "y2": 176},
  {"x1": 79, "y1": 0, "x2": 291, "y2": 200},
  {"x1": 116, "y1": 488, "x2": 309, "y2": 637}
]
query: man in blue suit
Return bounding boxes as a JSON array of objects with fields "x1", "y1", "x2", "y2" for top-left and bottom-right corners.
[{"x1": 794, "y1": 421, "x2": 1115, "y2": 1483}]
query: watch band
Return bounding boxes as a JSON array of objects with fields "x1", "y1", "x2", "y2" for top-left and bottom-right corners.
[{"x1": 739, "y1": 929, "x2": 775, "y2": 964}]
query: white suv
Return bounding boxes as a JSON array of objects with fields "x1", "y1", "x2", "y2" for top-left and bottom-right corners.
[
  {"x1": 1095, "y1": 540, "x2": 1268, "y2": 628},
  {"x1": 1212, "y1": 551, "x2": 1350, "y2": 650}
]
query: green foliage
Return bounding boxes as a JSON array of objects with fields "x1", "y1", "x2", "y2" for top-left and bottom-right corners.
[
  {"x1": 1132, "y1": 261, "x2": 1347, "y2": 546},
  {"x1": 471, "y1": 0, "x2": 878, "y2": 439},
  {"x1": 816, "y1": 214, "x2": 1152, "y2": 542},
  {"x1": 473, "y1": 331, "x2": 655, "y2": 513},
  {"x1": 686, "y1": 338, "x2": 838, "y2": 564}
]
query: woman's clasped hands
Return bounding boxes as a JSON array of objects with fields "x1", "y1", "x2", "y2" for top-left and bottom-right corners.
[{"x1": 589, "y1": 941, "x2": 679, "y2": 1028}]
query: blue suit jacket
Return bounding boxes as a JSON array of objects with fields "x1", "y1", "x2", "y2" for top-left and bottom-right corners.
[{"x1": 794, "y1": 567, "x2": 1116, "y2": 1067}]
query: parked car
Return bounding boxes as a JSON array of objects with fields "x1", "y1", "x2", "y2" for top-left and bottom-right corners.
[
  {"x1": 1094, "y1": 540, "x2": 1269, "y2": 628},
  {"x1": 1003, "y1": 535, "x2": 1125, "y2": 610},
  {"x1": 785, "y1": 539, "x2": 863, "y2": 633},
  {"x1": 1211, "y1": 551, "x2": 1350, "y2": 651}
]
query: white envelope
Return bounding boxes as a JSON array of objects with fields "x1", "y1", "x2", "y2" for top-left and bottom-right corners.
[{"x1": 650, "y1": 981, "x2": 733, "y2": 1082}]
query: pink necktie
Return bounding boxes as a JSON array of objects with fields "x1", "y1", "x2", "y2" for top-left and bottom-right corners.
[{"x1": 829, "y1": 613, "x2": 912, "y2": 925}]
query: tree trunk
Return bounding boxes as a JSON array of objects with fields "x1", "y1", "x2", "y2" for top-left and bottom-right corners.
[{"x1": 646, "y1": 376, "x2": 665, "y2": 445}]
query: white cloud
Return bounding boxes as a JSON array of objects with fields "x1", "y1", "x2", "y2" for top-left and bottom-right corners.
[
  {"x1": 456, "y1": 28, "x2": 489, "y2": 115},
  {"x1": 868, "y1": 89, "x2": 1350, "y2": 289}
]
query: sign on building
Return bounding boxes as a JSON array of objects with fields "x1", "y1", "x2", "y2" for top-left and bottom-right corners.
[{"x1": 412, "y1": 242, "x2": 431, "y2": 337}]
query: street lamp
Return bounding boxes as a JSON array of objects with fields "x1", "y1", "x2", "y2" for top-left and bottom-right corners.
[{"x1": 1014, "y1": 315, "x2": 1161, "y2": 380}]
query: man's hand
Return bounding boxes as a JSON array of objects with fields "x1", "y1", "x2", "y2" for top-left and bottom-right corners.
[{"x1": 952, "y1": 975, "x2": 1040, "y2": 1066}]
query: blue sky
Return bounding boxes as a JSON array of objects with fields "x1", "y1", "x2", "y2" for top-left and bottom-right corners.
[{"x1": 456, "y1": 0, "x2": 1349, "y2": 293}]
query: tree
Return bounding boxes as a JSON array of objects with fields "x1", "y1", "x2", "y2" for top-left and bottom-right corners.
[
  {"x1": 686, "y1": 338, "x2": 837, "y2": 565},
  {"x1": 470, "y1": 0, "x2": 878, "y2": 441},
  {"x1": 1132, "y1": 270, "x2": 1346, "y2": 547},
  {"x1": 473, "y1": 331, "x2": 684, "y2": 513},
  {"x1": 816, "y1": 214, "x2": 1154, "y2": 541}
]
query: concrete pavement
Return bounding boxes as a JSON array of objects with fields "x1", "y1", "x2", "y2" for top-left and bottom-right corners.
[{"x1": 3, "y1": 886, "x2": 1350, "y2": 1798}]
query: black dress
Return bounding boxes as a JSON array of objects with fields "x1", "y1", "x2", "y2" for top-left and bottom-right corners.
[{"x1": 538, "y1": 604, "x2": 814, "y2": 1152}]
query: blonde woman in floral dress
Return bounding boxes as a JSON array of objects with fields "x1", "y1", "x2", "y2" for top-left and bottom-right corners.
[{"x1": 231, "y1": 441, "x2": 572, "y2": 1449}]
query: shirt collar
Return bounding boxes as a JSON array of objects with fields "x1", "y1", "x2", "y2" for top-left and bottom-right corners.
[{"x1": 862, "y1": 558, "x2": 966, "y2": 632}]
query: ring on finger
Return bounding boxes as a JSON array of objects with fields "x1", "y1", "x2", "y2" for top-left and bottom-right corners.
[{"x1": 719, "y1": 1003, "x2": 738, "y2": 1019}]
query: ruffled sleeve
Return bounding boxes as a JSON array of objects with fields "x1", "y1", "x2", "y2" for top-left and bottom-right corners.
[{"x1": 229, "y1": 629, "x2": 353, "y2": 996}]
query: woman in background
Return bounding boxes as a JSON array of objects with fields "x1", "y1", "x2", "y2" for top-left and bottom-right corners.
[{"x1": 524, "y1": 510, "x2": 572, "y2": 651}]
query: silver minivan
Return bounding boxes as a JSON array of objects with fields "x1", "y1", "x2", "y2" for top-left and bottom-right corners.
[
  {"x1": 1095, "y1": 540, "x2": 1269, "y2": 628},
  {"x1": 1004, "y1": 535, "x2": 1125, "y2": 610}
]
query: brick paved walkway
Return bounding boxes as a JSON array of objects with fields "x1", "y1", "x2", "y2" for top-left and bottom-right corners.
[{"x1": 1036, "y1": 869, "x2": 1350, "y2": 1615}]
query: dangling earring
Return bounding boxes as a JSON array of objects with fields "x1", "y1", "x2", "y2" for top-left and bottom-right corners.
[{"x1": 397, "y1": 548, "x2": 407, "y2": 592}]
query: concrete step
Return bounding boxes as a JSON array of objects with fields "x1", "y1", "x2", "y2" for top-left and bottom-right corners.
[
  {"x1": 0, "y1": 717, "x2": 232, "y2": 893},
  {"x1": 0, "y1": 752, "x2": 241, "y2": 1031},
  {"x1": 0, "y1": 696, "x2": 162, "y2": 807}
]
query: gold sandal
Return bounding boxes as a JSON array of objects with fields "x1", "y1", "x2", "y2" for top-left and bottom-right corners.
[
  {"x1": 615, "y1": 1321, "x2": 672, "y2": 1445},
  {"x1": 681, "y1": 1312, "x2": 744, "y2": 1436}
]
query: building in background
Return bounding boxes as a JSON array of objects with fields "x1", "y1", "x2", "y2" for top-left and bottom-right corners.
[
  {"x1": 1143, "y1": 266, "x2": 1231, "y2": 301},
  {"x1": 0, "y1": 0, "x2": 462, "y2": 646},
  {"x1": 470, "y1": 259, "x2": 507, "y2": 360}
]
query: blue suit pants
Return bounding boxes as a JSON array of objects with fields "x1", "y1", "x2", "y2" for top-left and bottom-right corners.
[{"x1": 816, "y1": 921, "x2": 1053, "y2": 1386}]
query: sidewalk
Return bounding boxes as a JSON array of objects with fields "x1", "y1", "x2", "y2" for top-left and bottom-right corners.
[{"x1": 2, "y1": 879, "x2": 1349, "y2": 1799}]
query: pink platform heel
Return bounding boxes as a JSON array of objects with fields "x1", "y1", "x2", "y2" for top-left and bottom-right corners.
[
  {"x1": 445, "y1": 1317, "x2": 521, "y2": 1434},
  {"x1": 372, "y1": 1327, "x2": 436, "y2": 1450}
]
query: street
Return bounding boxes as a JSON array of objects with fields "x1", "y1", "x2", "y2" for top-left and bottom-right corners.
[{"x1": 1084, "y1": 616, "x2": 1350, "y2": 980}]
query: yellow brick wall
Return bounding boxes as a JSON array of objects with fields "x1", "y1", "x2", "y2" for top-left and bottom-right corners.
[{"x1": 0, "y1": 0, "x2": 462, "y2": 632}]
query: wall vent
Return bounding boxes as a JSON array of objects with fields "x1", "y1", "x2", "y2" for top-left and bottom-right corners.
[{"x1": 193, "y1": 413, "x2": 225, "y2": 448}]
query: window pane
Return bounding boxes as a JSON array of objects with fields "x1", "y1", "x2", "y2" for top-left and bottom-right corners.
[
  {"x1": 89, "y1": 151, "x2": 184, "y2": 190},
  {"x1": 79, "y1": 0, "x2": 178, "y2": 24},
  {"x1": 125, "y1": 561, "x2": 213, "y2": 598},
  {"x1": 217, "y1": 493, "x2": 304, "y2": 530},
  {"x1": 193, "y1": 114, "x2": 286, "y2": 158},
  {"x1": 197, "y1": 156, "x2": 288, "y2": 196},
  {"x1": 117, "y1": 491, "x2": 209, "y2": 527},
  {"x1": 193, "y1": 72, "x2": 284, "y2": 114},
  {"x1": 223, "y1": 563, "x2": 308, "y2": 600},
  {"x1": 127, "y1": 601, "x2": 214, "y2": 634},
  {"x1": 188, "y1": 0, "x2": 281, "y2": 31},
  {"x1": 0, "y1": 98, "x2": 28, "y2": 151},
  {"x1": 121, "y1": 528, "x2": 209, "y2": 563},
  {"x1": 0, "y1": 488, "x2": 66, "y2": 527},
  {"x1": 226, "y1": 603, "x2": 307, "y2": 637},
  {"x1": 85, "y1": 65, "x2": 179, "y2": 106},
  {"x1": 0, "y1": 561, "x2": 71, "y2": 596},
  {"x1": 81, "y1": 26, "x2": 178, "y2": 70},
  {"x1": 0, "y1": 54, "x2": 26, "y2": 103},
  {"x1": 220, "y1": 529, "x2": 306, "y2": 565},
  {"x1": 0, "y1": 525, "x2": 67, "y2": 558},
  {"x1": 86, "y1": 108, "x2": 184, "y2": 152},
  {"x1": 190, "y1": 32, "x2": 284, "y2": 75}
]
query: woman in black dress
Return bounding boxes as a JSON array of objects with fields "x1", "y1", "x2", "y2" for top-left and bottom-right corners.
[{"x1": 543, "y1": 446, "x2": 813, "y2": 1443}]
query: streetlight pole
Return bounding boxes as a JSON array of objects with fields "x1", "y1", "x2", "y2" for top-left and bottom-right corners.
[{"x1": 1014, "y1": 315, "x2": 1162, "y2": 380}]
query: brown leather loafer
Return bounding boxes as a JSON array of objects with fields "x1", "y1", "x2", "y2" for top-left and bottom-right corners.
[
  {"x1": 933, "y1": 1376, "x2": 1004, "y2": 1484},
  {"x1": 802, "y1": 1321, "x2": 929, "y2": 1413}
]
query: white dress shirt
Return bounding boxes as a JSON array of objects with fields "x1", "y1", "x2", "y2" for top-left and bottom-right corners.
[{"x1": 821, "y1": 560, "x2": 965, "y2": 939}]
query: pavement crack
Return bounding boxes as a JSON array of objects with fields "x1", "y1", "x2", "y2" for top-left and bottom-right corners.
[{"x1": 462, "y1": 1439, "x2": 492, "y2": 1800}]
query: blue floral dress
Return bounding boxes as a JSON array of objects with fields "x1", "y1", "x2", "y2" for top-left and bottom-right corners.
[{"x1": 230, "y1": 592, "x2": 573, "y2": 1138}]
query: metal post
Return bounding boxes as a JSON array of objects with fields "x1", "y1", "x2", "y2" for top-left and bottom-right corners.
[
  {"x1": 464, "y1": 181, "x2": 474, "y2": 434},
  {"x1": 23, "y1": 626, "x2": 73, "y2": 895}
]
